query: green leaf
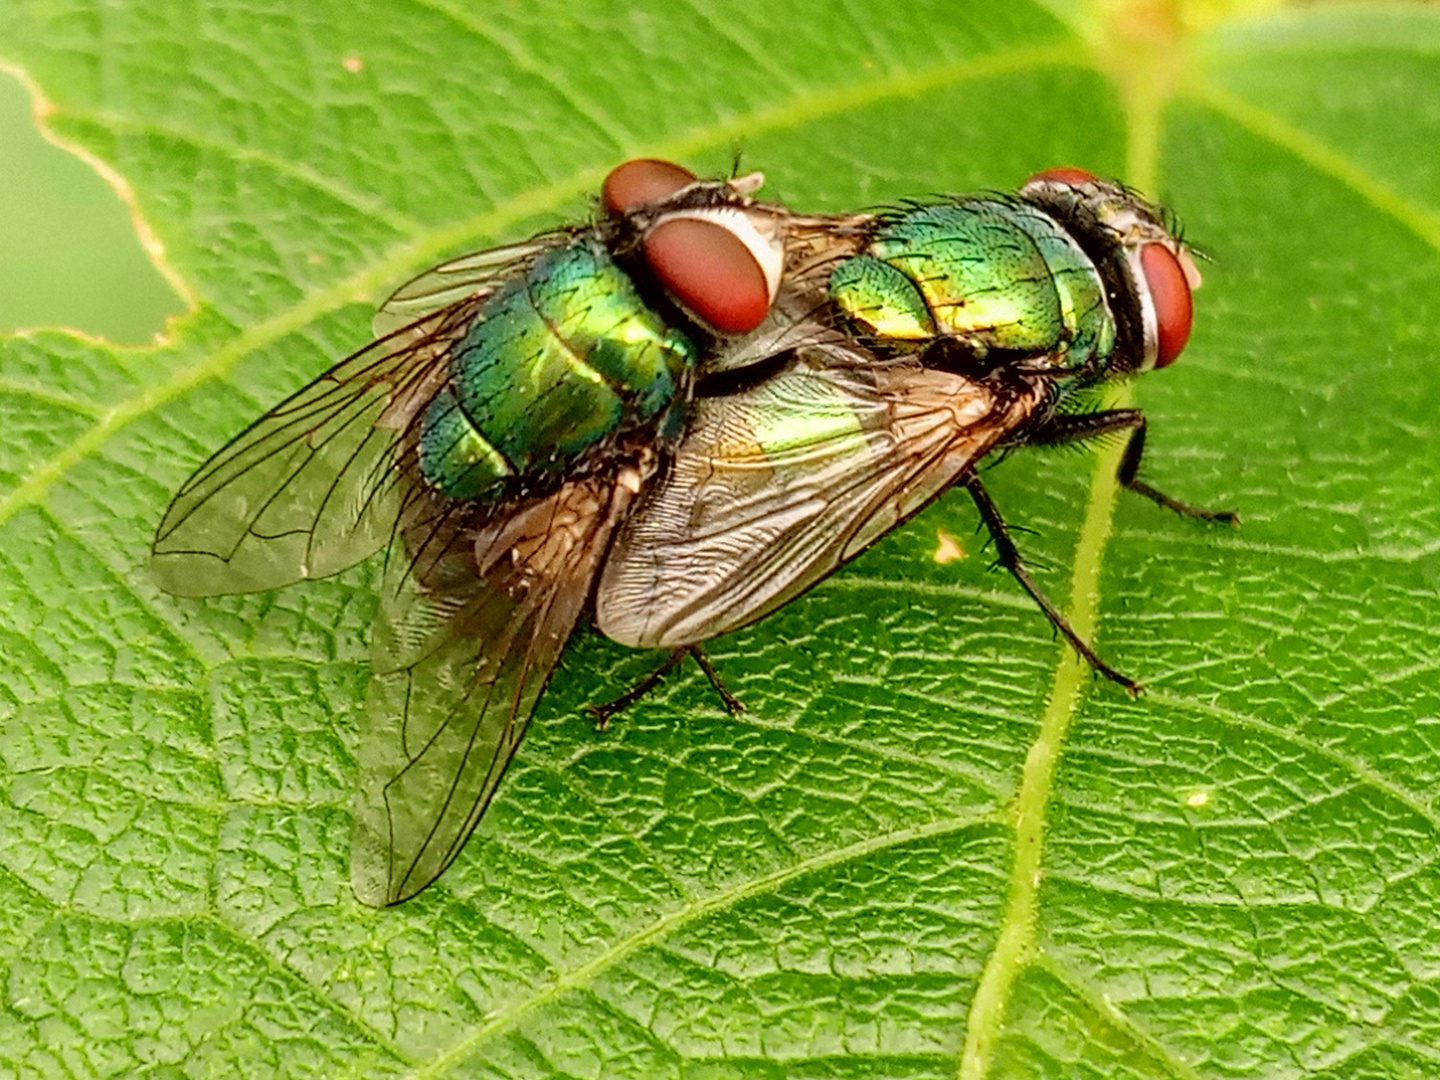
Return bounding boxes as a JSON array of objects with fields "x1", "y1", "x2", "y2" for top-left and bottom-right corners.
[{"x1": 2, "y1": 1, "x2": 1438, "y2": 1077}]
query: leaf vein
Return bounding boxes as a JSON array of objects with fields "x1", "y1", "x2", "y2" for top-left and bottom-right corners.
[
  {"x1": 404, "y1": 0, "x2": 635, "y2": 153},
  {"x1": 1149, "y1": 690, "x2": 1440, "y2": 831},
  {"x1": 82, "y1": 109, "x2": 425, "y2": 236},
  {"x1": 1187, "y1": 81, "x2": 1440, "y2": 253},
  {"x1": 371, "y1": 816, "x2": 995, "y2": 1080}
]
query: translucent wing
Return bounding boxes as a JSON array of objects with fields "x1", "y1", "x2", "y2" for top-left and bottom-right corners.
[
  {"x1": 595, "y1": 343, "x2": 1047, "y2": 648},
  {"x1": 151, "y1": 302, "x2": 484, "y2": 596},
  {"x1": 352, "y1": 468, "x2": 646, "y2": 906},
  {"x1": 151, "y1": 232, "x2": 574, "y2": 598},
  {"x1": 372, "y1": 231, "x2": 577, "y2": 337}
]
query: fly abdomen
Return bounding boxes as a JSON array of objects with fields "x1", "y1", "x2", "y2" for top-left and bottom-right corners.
[
  {"x1": 417, "y1": 239, "x2": 695, "y2": 499},
  {"x1": 417, "y1": 385, "x2": 516, "y2": 499}
]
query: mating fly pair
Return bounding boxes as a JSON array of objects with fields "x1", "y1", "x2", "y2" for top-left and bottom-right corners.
[{"x1": 152, "y1": 158, "x2": 1233, "y2": 905}]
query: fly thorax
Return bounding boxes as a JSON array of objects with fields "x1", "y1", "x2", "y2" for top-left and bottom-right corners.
[
  {"x1": 830, "y1": 199, "x2": 1116, "y2": 371},
  {"x1": 416, "y1": 239, "x2": 695, "y2": 500}
]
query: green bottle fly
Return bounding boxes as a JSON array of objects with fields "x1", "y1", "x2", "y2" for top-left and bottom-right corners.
[{"x1": 152, "y1": 159, "x2": 1228, "y2": 909}]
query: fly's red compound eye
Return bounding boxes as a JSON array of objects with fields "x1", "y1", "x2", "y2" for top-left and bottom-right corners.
[
  {"x1": 643, "y1": 215, "x2": 772, "y2": 334},
  {"x1": 602, "y1": 159, "x2": 697, "y2": 215},
  {"x1": 1025, "y1": 165, "x2": 1097, "y2": 187},
  {"x1": 1140, "y1": 242, "x2": 1193, "y2": 368}
]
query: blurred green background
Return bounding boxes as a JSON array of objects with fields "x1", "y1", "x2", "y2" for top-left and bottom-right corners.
[{"x1": 0, "y1": 70, "x2": 182, "y2": 342}]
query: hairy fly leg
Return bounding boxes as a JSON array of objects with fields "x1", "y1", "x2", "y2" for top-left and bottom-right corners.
[
  {"x1": 961, "y1": 470, "x2": 1141, "y2": 695},
  {"x1": 1027, "y1": 409, "x2": 1239, "y2": 524}
]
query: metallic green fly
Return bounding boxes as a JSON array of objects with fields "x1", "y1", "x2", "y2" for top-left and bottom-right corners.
[{"x1": 152, "y1": 159, "x2": 1232, "y2": 905}]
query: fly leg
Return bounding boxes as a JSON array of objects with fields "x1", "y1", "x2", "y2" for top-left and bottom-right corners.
[
  {"x1": 962, "y1": 470, "x2": 1141, "y2": 695},
  {"x1": 1028, "y1": 409, "x2": 1240, "y2": 524},
  {"x1": 587, "y1": 645, "x2": 744, "y2": 730}
]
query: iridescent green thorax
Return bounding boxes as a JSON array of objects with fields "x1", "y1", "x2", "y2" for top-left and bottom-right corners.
[
  {"x1": 419, "y1": 240, "x2": 695, "y2": 499},
  {"x1": 831, "y1": 198, "x2": 1115, "y2": 371}
]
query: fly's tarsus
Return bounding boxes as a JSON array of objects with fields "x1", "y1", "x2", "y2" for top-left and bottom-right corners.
[
  {"x1": 1122, "y1": 474, "x2": 1241, "y2": 526},
  {"x1": 1115, "y1": 416, "x2": 1241, "y2": 526},
  {"x1": 689, "y1": 646, "x2": 745, "y2": 714}
]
